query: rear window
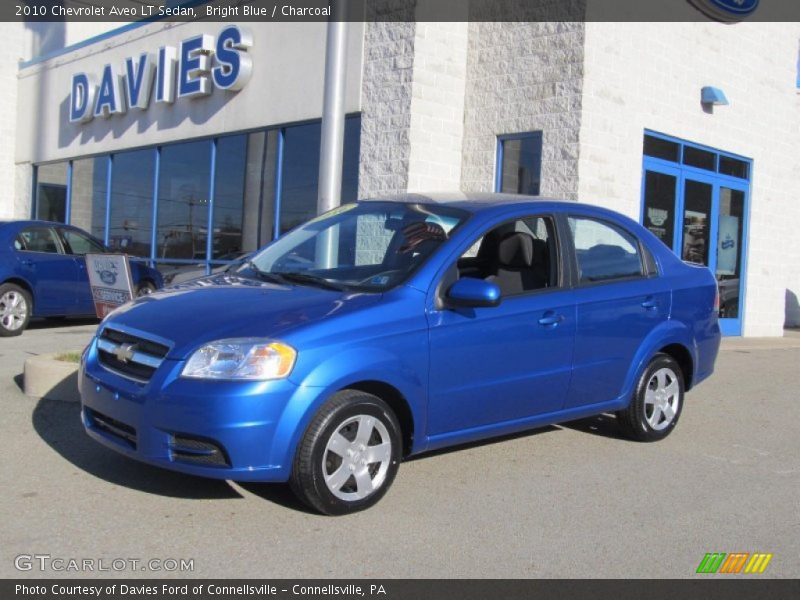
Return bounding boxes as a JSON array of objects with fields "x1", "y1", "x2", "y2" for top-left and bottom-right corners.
[{"x1": 569, "y1": 217, "x2": 644, "y2": 283}]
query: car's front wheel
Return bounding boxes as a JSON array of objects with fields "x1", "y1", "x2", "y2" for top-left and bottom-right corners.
[
  {"x1": 290, "y1": 390, "x2": 402, "y2": 515},
  {"x1": 616, "y1": 353, "x2": 684, "y2": 442},
  {"x1": 0, "y1": 283, "x2": 32, "y2": 337}
]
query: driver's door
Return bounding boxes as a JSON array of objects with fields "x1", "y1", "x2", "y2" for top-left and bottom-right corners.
[{"x1": 425, "y1": 215, "x2": 576, "y2": 440}]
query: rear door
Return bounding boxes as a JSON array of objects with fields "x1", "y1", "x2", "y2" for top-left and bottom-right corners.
[
  {"x1": 565, "y1": 215, "x2": 671, "y2": 408},
  {"x1": 16, "y1": 226, "x2": 81, "y2": 316}
]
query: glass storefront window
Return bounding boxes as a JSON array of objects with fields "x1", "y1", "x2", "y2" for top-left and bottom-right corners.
[
  {"x1": 35, "y1": 162, "x2": 68, "y2": 222},
  {"x1": 280, "y1": 123, "x2": 322, "y2": 235},
  {"x1": 108, "y1": 149, "x2": 155, "y2": 257},
  {"x1": 32, "y1": 115, "x2": 362, "y2": 266},
  {"x1": 683, "y1": 146, "x2": 716, "y2": 171},
  {"x1": 247, "y1": 130, "x2": 279, "y2": 251},
  {"x1": 643, "y1": 135, "x2": 680, "y2": 162},
  {"x1": 642, "y1": 170, "x2": 677, "y2": 249},
  {"x1": 156, "y1": 141, "x2": 212, "y2": 260},
  {"x1": 681, "y1": 179, "x2": 712, "y2": 265},
  {"x1": 213, "y1": 135, "x2": 249, "y2": 259},
  {"x1": 497, "y1": 133, "x2": 543, "y2": 195},
  {"x1": 716, "y1": 187, "x2": 746, "y2": 319},
  {"x1": 279, "y1": 116, "x2": 361, "y2": 235},
  {"x1": 342, "y1": 116, "x2": 361, "y2": 206},
  {"x1": 718, "y1": 156, "x2": 749, "y2": 179},
  {"x1": 70, "y1": 157, "x2": 108, "y2": 241}
]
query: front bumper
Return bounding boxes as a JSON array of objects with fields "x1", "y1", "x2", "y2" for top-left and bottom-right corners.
[{"x1": 79, "y1": 338, "x2": 315, "y2": 482}]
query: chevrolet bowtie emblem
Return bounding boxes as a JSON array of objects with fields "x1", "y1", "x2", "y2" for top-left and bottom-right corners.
[{"x1": 113, "y1": 343, "x2": 137, "y2": 363}]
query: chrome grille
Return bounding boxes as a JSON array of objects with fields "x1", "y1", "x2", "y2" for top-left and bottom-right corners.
[{"x1": 96, "y1": 328, "x2": 169, "y2": 382}]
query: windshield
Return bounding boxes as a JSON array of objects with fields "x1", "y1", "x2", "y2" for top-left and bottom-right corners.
[{"x1": 236, "y1": 202, "x2": 469, "y2": 292}]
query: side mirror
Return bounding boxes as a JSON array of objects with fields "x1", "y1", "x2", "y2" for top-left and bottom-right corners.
[{"x1": 446, "y1": 278, "x2": 501, "y2": 308}]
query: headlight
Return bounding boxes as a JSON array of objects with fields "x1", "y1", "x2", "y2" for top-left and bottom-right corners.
[{"x1": 181, "y1": 339, "x2": 296, "y2": 381}]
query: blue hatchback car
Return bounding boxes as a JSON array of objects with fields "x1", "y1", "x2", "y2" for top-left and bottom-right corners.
[
  {"x1": 79, "y1": 194, "x2": 720, "y2": 514},
  {"x1": 0, "y1": 221, "x2": 163, "y2": 336}
]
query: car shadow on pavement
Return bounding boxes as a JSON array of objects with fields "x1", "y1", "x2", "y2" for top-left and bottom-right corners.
[
  {"x1": 234, "y1": 483, "x2": 316, "y2": 514},
  {"x1": 31, "y1": 397, "x2": 242, "y2": 500},
  {"x1": 407, "y1": 425, "x2": 560, "y2": 462},
  {"x1": 559, "y1": 413, "x2": 626, "y2": 440},
  {"x1": 27, "y1": 317, "x2": 100, "y2": 331}
]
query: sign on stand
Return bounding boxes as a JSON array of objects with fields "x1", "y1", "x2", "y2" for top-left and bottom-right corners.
[{"x1": 85, "y1": 254, "x2": 135, "y2": 318}]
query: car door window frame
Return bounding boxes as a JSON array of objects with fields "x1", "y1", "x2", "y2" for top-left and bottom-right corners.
[
  {"x1": 434, "y1": 212, "x2": 566, "y2": 308},
  {"x1": 57, "y1": 227, "x2": 107, "y2": 256},
  {"x1": 561, "y1": 214, "x2": 656, "y2": 289},
  {"x1": 16, "y1": 226, "x2": 66, "y2": 255}
]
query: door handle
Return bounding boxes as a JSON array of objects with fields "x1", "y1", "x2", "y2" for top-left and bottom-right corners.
[
  {"x1": 20, "y1": 259, "x2": 34, "y2": 268},
  {"x1": 538, "y1": 312, "x2": 564, "y2": 327},
  {"x1": 641, "y1": 297, "x2": 658, "y2": 310}
]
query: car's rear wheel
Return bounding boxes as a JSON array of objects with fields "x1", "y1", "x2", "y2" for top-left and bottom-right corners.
[
  {"x1": 0, "y1": 283, "x2": 32, "y2": 337},
  {"x1": 136, "y1": 281, "x2": 156, "y2": 297},
  {"x1": 290, "y1": 390, "x2": 402, "y2": 515},
  {"x1": 616, "y1": 353, "x2": 684, "y2": 442}
]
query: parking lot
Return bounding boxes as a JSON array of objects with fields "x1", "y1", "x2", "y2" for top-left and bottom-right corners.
[{"x1": 1, "y1": 320, "x2": 798, "y2": 579}]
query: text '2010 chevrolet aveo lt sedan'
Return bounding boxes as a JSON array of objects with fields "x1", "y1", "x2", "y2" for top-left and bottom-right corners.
[{"x1": 79, "y1": 193, "x2": 721, "y2": 515}]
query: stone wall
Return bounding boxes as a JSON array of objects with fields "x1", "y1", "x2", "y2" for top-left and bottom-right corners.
[{"x1": 460, "y1": 22, "x2": 585, "y2": 198}]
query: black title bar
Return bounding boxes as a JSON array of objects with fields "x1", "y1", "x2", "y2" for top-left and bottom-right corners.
[
  {"x1": 4, "y1": 579, "x2": 800, "y2": 600},
  {"x1": 5, "y1": 0, "x2": 800, "y2": 23}
]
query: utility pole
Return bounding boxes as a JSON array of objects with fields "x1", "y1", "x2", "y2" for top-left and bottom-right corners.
[{"x1": 316, "y1": 0, "x2": 348, "y2": 268}]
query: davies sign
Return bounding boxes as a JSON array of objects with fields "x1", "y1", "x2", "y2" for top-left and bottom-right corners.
[
  {"x1": 70, "y1": 25, "x2": 253, "y2": 124},
  {"x1": 688, "y1": 0, "x2": 760, "y2": 21}
]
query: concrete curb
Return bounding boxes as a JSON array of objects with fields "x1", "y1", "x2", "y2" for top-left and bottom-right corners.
[
  {"x1": 23, "y1": 353, "x2": 80, "y2": 403},
  {"x1": 720, "y1": 337, "x2": 800, "y2": 352}
]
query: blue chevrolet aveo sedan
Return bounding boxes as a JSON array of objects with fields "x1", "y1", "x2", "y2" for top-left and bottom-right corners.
[
  {"x1": 79, "y1": 194, "x2": 720, "y2": 514},
  {"x1": 0, "y1": 221, "x2": 163, "y2": 336}
]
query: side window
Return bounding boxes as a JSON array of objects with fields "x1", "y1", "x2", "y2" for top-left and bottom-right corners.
[
  {"x1": 568, "y1": 217, "x2": 644, "y2": 283},
  {"x1": 456, "y1": 216, "x2": 558, "y2": 296},
  {"x1": 18, "y1": 228, "x2": 60, "y2": 254},
  {"x1": 497, "y1": 132, "x2": 543, "y2": 195},
  {"x1": 60, "y1": 229, "x2": 105, "y2": 256}
]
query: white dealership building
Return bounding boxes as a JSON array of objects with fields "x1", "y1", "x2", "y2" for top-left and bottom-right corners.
[{"x1": 1, "y1": 2, "x2": 799, "y2": 336}]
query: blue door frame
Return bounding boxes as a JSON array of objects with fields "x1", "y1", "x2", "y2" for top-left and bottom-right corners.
[{"x1": 641, "y1": 132, "x2": 752, "y2": 336}]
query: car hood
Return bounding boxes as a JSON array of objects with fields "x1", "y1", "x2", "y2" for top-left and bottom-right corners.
[{"x1": 102, "y1": 273, "x2": 381, "y2": 359}]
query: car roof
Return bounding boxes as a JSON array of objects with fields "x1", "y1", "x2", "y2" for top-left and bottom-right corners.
[
  {"x1": 2, "y1": 219, "x2": 73, "y2": 228},
  {"x1": 357, "y1": 192, "x2": 651, "y2": 237},
  {"x1": 359, "y1": 192, "x2": 564, "y2": 213}
]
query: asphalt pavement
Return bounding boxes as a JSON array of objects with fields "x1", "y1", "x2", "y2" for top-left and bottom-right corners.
[{"x1": 1, "y1": 319, "x2": 798, "y2": 578}]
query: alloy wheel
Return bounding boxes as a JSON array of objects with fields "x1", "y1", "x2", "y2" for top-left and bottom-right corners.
[
  {"x1": 644, "y1": 367, "x2": 681, "y2": 431},
  {"x1": 322, "y1": 414, "x2": 393, "y2": 501},
  {"x1": 0, "y1": 291, "x2": 28, "y2": 332}
]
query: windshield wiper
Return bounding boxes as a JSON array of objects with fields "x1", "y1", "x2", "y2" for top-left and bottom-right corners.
[
  {"x1": 276, "y1": 272, "x2": 348, "y2": 291},
  {"x1": 240, "y1": 261, "x2": 288, "y2": 284}
]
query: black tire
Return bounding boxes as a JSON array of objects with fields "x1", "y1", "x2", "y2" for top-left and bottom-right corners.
[
  {"x1": 290, "y1": 390, "x2": 402, "y2": 515},
  {"x1": 0, "y1": 283, "x2": 32, "y2": 337},
  {"x1": 136, "y1": 280, "x2": 157, "y2": 297},
  {"x1": 616, "y1": 353, "x2": 684, "y2": 442}
]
